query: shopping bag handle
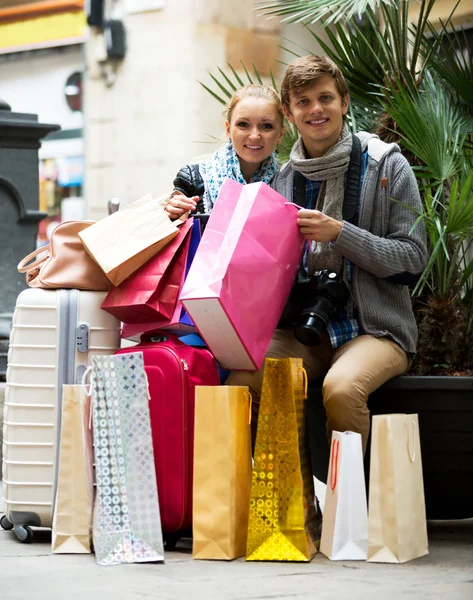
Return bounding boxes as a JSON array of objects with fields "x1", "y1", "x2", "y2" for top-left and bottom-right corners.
[
  {"x1": 81, "y1": 365, "x2": 93, "y2": 397},
  {"x1": 330, "y1": 438, "x2": 340, "y2": 491},
  {"x1": 244, "y1": 391, "x2": 253, "y2": 425},
  {"x1": 284, "y1": 201, "x2": 304, "y2": 213},
  {"x1": 298, "y1": 367, "x2": 308, "y2": 398},
  {"x1": 80, "y1": 366, "x2": 94, "y2": 430},
  {"x1": 405, "y1": 420, "x2": 417, "y2": 462}
]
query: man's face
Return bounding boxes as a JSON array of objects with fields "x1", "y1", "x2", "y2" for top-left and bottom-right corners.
[{"x1": 285, "y1": 75, "x2": 348, "y2": 158}]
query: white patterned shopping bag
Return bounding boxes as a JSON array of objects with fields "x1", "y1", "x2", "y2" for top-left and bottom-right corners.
[{"x1": 89, "y1": 352, "x2": 164, "y2": 566}]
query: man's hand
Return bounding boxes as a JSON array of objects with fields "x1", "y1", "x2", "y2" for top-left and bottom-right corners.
[
  {"x1": 164, "y1": 193, "x2": 198, "y2": 219},
  {"x1": 297, "y1": 209, "x2": 343, "y2": 243}
]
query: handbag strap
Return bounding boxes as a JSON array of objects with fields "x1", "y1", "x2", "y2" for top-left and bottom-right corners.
[{"x1": 17, "y1": 245, "x2": 50, "y2": 273}]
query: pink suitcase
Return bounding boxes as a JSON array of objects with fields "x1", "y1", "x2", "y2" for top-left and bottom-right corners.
[{"x1": 115, "y1": 333, "x2": 219, "y2": 545}]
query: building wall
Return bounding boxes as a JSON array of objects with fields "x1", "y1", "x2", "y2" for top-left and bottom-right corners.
[
  {"x1": 0, "y1": 45, "x2": 83, "y2": 132},
  {"x1": 83, "y1": 0, "x2": 331, "y2": 219}
]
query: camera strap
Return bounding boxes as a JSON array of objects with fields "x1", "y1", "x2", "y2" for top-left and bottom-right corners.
[
  {"x1": 343, "y1": 134, "x2": 362, "y2": 224},
  {"x1": 294, "y1": 133, "x2": 363, "y2": 226}
]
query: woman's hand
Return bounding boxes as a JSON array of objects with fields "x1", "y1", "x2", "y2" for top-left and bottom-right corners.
[
  {"x1": 297, "y1": 209, "x2": 343, "y2": 243},
  {"x1": 164, "y1": 192, "x2": 198, "y2": 219}
]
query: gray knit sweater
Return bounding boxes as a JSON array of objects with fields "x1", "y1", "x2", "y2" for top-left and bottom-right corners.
[{"x1": 272, "y1": 132, "x2": 428, "y2": 354}]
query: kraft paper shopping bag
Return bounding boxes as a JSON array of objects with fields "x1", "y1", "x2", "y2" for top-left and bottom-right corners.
[
  {"x1": 367, "y1": 414, "x2": 429, "y2": 563},
  {"x1": 246, "y1": 358, "x2": 320, "y2": 562},
  {"x1": 180, "y1": 179, "x2": 305, "y2": 371},
  {"x1": 52, "y1": 385, "x2": 93, "y2": 554},
  {"x1": 320, "y1": 431, "x2": 368, "y2": 561},
  {"x1": 79, "y1": 194, "x2": 179, "y2": 286},
  {"x1": 192, "y1": 386, "x2": 252, "y2": 560}
]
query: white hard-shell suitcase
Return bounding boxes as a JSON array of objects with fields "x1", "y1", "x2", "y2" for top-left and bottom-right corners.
[{"x1": 1, "y1": 288, "x2": 121, "y2": 542}]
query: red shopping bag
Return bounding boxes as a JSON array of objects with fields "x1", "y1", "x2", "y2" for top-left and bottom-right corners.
[
  {"x1": 121, "y1": 218, "x2": 202, "y2": 339},
  {"x1": 101, "y1": 218, "x2": 194, "y2": 323}
]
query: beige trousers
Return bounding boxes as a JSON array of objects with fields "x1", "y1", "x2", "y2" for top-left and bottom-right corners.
[{"x1": 226, "y1": 330, "x2": 409, "y2": 454}]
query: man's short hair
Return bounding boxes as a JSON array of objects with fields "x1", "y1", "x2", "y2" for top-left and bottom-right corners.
[{"x1": 281, "y1": 55, "x2": 349, "y2": 109}]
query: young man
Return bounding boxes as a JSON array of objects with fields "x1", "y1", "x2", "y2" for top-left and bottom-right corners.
[{"x1": 226, "y1": 55, "x2": 428, "y2": 463}]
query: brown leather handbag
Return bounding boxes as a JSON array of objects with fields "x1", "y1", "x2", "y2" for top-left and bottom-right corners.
[{"x1": 18, "y1": 221, "x2": 111, "y2": 291}]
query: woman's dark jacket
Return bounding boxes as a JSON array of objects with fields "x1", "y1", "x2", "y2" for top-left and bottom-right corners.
[{"x1": 173, "y1": 164, "x2": 205, "y2": 213}]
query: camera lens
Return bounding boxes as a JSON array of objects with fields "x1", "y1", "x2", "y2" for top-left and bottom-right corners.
[
  {"x1": 293, "y1": 271, "x2": 349, "y2": 347},
  {"x1": 294, "y1": 297, "x2": 334, "y2": 346}
]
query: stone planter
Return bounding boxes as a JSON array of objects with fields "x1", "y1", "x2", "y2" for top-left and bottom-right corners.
[{"x1": 307, "y1": 375, "x2": 473, "y2": 520}]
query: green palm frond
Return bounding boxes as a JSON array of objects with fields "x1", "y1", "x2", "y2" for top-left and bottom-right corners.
[
  {"x1": 413, "y1": 173, "x2": 473, "y2": 299},
  {"x1": 257, "y1": 0, "x2": 393, "y2": 25},
  {"x1": 380, "y1": 0, "x2": 436, "y2": 85},
  {"x1": 420, "y1": 18, "x2": 473, "y2": 113},
  {"x1": 198, "y1": 62, "x2": 266, "y2": 105},
  {"x1": 347, "y1": 101, "x2": 381, "y2": 133},
  {"x1": 305, "y1": 15, "x2": 387, "y2": 108},
  {"x1": 381, "y1": 72, "x2": 472, "y2": 183},
  {"x1": 277, "y1": 122, "x2": 300, "y2": 164},
  {"x1": 305, "y1": 1, "x2": 437, "y2": 101}
]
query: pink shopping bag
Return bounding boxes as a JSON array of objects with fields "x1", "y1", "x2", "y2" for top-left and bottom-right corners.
[{"x1": 179, "y1": 178, "x2": 305, "y2": 371}]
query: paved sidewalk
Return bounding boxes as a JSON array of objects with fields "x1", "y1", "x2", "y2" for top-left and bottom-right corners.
[
  {"x1": 1, "y1": 384, "x2": 472, "y2": 599},
  {"x1": 1, "y1": 493, "x2": 472, "y2": 600}
]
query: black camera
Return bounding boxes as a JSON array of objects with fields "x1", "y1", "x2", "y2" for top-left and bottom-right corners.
[{"x1": 280, "y1": 270, "x2": 349, "y2": 347}]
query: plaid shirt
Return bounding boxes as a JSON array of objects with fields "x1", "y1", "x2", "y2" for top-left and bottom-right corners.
[{"x1": 298, "y1": 150, "x2": 368, "y2": 348}]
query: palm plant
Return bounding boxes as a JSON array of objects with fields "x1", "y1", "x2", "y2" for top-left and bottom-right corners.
[
  {"x1": 381, "y1": 73, "x2": 473, "y2": 372},
  {"x1": 201, "y1": 0, "x2": 473, "y2": 373}
]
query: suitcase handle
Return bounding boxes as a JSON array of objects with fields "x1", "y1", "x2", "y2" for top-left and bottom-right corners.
[{"x1": 140, "y1": 332, "x2": 184, "y2": 346}]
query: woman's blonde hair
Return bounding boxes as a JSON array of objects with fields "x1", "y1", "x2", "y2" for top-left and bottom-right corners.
[{"x1": 225, "y1": 84, "x2": 284, "y2": 127}]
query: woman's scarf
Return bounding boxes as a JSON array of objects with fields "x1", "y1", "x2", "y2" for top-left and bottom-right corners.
[
  {"x1": 199, "y1": 140, "x2": 279, "y2": 213},
  {"x1": 290, "y1": 123, "x2": 353, "y2": 277}
]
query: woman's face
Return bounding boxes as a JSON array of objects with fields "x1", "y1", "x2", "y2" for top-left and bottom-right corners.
[{"x1": 226, "y1": 97, "x2": 283, "y2": 171}]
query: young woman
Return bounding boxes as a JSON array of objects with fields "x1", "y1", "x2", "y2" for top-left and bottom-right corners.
[{"x1": 164, "y1": 84, "x2": 284, "y2": 219}]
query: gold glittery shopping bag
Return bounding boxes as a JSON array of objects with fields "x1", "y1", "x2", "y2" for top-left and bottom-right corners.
[
  {"x1": 246, "y1": 358, "x2": 319, "y2": 562},
  {"x1": 193, "y1": 386, "x2": 252, "y2": 560}
]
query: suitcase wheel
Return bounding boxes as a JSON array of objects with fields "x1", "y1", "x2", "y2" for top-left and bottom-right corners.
[
  {"x1": 14, "y1": 525, "x2": 33, "y2": 543},
  {"x1": 0, "y1": 515, "x2": 13, "y2": 531},
  {"x1": 163, "y1": 532, "x2": 180, "y2": 550}
]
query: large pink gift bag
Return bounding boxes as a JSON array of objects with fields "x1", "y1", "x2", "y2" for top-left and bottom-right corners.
[{"x1": 179, "y1": 178, "x2": 305, "y2": 371}]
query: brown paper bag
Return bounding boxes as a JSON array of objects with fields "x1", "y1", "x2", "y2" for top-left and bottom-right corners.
[
  {"x1": 79, "y1": 194, "x2": 179, "y2": 286},
  {"x1": 367, "y1": 413, "x2": 429, "y2": 563},
  {"x1": 192, "y1": 386, "x2": 252, "y2": 560},
  {"x1": 52, "y1": 385, "x2": 94, "y2": 554}
]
